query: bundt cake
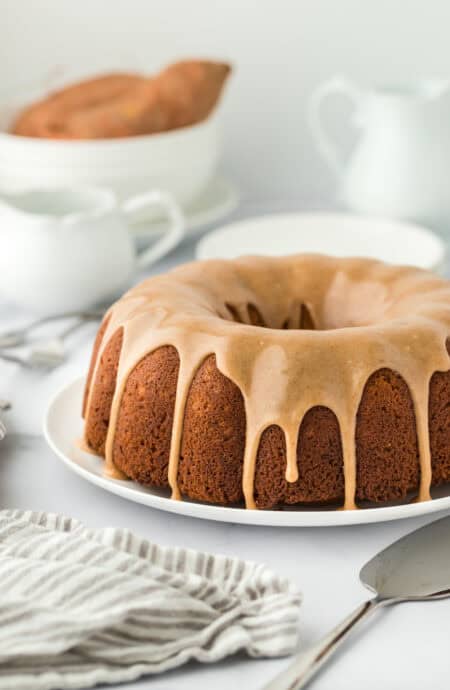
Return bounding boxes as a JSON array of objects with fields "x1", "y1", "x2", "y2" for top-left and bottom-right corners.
[{"x1": 82, "y1": 254, "x2": 450, "y2": 510}]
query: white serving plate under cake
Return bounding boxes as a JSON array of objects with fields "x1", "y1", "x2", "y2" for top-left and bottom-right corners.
[
  {"x1": 197, "y1": 212, "x2": 446, "y2": 273},
  {"x1": 45, "y1": 377, "x2": 450, "y2": 528}
]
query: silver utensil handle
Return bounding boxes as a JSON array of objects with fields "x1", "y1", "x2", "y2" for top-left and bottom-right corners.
[
  {"x1": 57, "y1": 318, "x2": 90, "y2": 341},
  {"x1": 0, "y1": 351, "x2": 29, "y2": 367},
  {"x1": 263, "y1": 598, "x2": 381, "y2": 690},
  {"x1": 0, "y1": 309, "x2": 104, "y2": 349}
]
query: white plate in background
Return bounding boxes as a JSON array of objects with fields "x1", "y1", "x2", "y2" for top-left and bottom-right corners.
[
  {"x1": 44, "y1": 377, "x2": 450, "y2": 528},
  {"x1": 196, "y1": 212, "x2": 447, "y2": 272}
]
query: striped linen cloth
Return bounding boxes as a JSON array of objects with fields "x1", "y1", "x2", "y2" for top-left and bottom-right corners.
[{"x1": 0, "y1": 510, "x2": 301, "y2": 690}]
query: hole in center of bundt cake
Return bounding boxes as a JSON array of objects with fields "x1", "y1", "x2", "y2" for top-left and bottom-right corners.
[{"x1": 224, "y1": 302, "x2": 316, "y2": 330}]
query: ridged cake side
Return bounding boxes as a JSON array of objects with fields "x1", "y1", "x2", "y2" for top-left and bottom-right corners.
[{"x1": 83, "y1": 328, "x2": 450, "y2": 508}]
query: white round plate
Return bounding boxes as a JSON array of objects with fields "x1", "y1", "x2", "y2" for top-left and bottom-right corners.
[
  {"x1": 44, "y1": 377, "x2": 450, "y2": 527},
  {"x1": 131, "y1": 175, "x2": 239, "y2": 244},
  {"x1": 197, "y1": 212, "x2": 447, "y2": 273}
]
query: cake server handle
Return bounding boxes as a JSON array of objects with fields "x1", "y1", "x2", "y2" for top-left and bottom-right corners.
[{"x1": 263, "y1": 597, "x2": 384, "y2": 690}]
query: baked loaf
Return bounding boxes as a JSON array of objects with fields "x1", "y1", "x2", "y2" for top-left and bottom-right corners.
[
  {"x1": 82, "y1": 254, "x2": 450, "y2": 510},
  {"x1": 12, "y1": 60, "x2": 231, "y2": 139}
]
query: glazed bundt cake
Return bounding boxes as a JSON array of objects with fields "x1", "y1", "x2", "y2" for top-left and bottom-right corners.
[{"x1": 82, "y1": 254, "x2": 450, "y2": 510}]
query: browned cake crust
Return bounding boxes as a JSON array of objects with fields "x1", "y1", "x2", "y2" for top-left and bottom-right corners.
[
  {"x1": 113, "y1": 346, "x2": 179, "y2": 487},
  {"x1": 255, "y1": 408, "x2": 345, "y2": 509},
  {"x1": 179, "y1": 354, "x2": 246, "y2": 504},
  {"x1": 82, "y1": 256, "x2": 450, "y2": 510},
  {"x1": 84, "y1": 328, "x2": 123, "y2": 456},
  {"x1": 429, "y1": 340, "x2": 450, "y2": 486},
  {"x1": 355, "y1": 369, "x2": 420, "y2": 503},
  {"x1": 82, "y1": 315, "x2": 110, "y2": 418},
  {"x1": 83, "y1": 326, "x2": 450, "y2": 509}
]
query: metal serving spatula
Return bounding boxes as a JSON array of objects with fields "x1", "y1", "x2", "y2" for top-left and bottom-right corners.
[{"x1": 264, "y1": 516, "x2": 450, "y2": 690}]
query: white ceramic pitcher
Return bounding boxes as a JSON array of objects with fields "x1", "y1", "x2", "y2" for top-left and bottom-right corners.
[
  {"x1": 0, "y1": 186, "x2": 184, "y2": 312},
  {"x1": 308, "y1": 76, "x2": 450, "y2": 226}
]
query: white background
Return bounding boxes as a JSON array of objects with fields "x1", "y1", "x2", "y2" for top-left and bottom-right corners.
[{"x1": 2, "y1": 0, "x2": 450, "y2": 204}]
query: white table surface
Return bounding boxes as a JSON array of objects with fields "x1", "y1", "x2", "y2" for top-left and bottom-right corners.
[{"x1": 1, "y1": 203, "x2": 450, "y2": 690}]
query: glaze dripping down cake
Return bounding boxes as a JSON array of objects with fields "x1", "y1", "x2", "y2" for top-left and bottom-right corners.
[{"x1": 82, "y1": 254, "x2": 450, "y2": 510}]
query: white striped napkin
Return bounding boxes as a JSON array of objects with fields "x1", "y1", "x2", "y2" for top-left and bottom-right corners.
[{"x1": 0, "y1": 510, "x2": 301, "y2": 690}]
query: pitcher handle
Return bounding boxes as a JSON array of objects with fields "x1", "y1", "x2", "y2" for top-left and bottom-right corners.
[
  {"x1": 121, "y1": 190, "x2": 185, "y2": 269},
  {"x1": 308, "y1": 76, "x2": 362, "y2": 177}
]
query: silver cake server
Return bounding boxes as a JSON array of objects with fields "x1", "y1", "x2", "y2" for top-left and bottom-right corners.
[{"x1": 264, "y1": 515, "x2": 450, "y2": 690}]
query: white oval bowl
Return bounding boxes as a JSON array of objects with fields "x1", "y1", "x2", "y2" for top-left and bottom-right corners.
[{"x1": 0, "y1": 97, "x2": 221, "y2": 204}]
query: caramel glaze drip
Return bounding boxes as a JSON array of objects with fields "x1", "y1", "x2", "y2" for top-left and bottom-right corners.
[{"x1": 83, "y1": 254, "x2": 450, "y2": 509}]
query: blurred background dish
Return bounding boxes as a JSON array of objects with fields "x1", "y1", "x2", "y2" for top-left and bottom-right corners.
[
  {"x1": 308, "y1": 76, "x2": 450, "y2": 228},
  {"x1": 0, "y1": 185, "x2": 184, "y2": 312},
  {"x1": 0, "y1": 59, "x2": 231, "y2": 208},
  {"x1": 0, "y1": 108, "x2": 221, "y2": 206},
  {"x1": 196, "y1": 212, "x2": 447, "y2": 273},
  {"x1": 10, "y1": 61, "x2": 230, "y2": 139}
]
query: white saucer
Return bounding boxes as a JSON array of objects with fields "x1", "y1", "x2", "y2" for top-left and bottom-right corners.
[
  {"x1": 197, "y1": 212, "x2": 447, "y2": 272},
  {"x1": 131, "y1": 175, "x2": 238, "y2": 244},
  {"x1": 44, "y1": 377, "x2": 450, "y2": 527}
]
